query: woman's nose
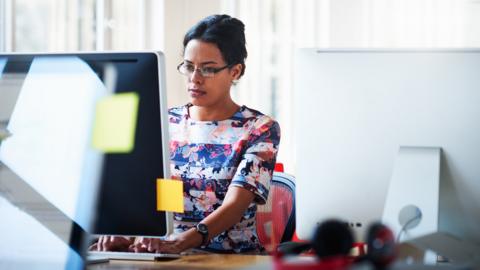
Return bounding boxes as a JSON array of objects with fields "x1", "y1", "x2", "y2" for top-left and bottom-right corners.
[{"x1": 189, "y1": 69, "x2": 203, "y2": 83}]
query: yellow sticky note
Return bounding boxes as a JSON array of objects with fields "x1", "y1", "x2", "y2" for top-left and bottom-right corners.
[
  {"x1": 156, "y1": 179, "x2": 184, "y2": 213},
  {"x1": 92, "y1": 92, "x2": 139, "y2": 153}
]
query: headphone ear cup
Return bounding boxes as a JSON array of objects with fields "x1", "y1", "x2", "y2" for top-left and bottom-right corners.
[
  {"x1": 366, "y1": 222, "x2": 396, "y2": 267},
  {"x1": 311, "y1": 219, "x2": 354, "y2": 258}
]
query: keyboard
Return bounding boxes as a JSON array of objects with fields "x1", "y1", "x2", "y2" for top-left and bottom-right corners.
[{"x1": 87, "y1": 250, "x2": 180, "y2": 261}]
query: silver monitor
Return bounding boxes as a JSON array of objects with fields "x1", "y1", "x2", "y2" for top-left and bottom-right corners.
[
  {"x1": 294, "y1": 49, "x2": 480, "y2": 252},
  {"x1": 0, "y1": 52, "x2": 171, "y2": 268}
]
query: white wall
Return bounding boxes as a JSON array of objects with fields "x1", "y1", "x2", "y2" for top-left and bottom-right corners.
[{"x1": 160, "y1": 0, "x2": 222, "y2": 108}]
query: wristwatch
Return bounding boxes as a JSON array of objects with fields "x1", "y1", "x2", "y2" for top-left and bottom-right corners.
[{"x1": 195, "y1": 223, "x2": 209, "y2": 247}]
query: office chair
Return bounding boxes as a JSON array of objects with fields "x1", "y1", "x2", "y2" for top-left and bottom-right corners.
[{"x1": 256, "y1": 171, "x2": 296, "y2": 253}]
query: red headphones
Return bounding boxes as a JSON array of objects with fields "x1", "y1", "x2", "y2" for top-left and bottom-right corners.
[{"x1": 275, "y1": 219, "x2": 396, "y2": 270}]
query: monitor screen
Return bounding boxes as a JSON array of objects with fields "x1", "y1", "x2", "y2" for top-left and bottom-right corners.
[
  {"x1": 0, "y1": 52, "x2": 171, "y2": 267},
  {"x1": 294, "y1": 49, "x2": 480, "y2": 246}
]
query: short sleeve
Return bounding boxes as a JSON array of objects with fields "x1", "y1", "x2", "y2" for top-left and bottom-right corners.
[{"x1": 230, "y1": 116, "x2": 281, "y2": 205}]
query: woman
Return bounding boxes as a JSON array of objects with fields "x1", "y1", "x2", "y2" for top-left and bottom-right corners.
[{"x1": 91, "y1": 14, "x2": 280, "y2": 254}]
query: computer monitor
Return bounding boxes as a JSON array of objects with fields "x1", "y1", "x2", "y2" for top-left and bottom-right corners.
[
  {"x1": 0, "y1": 52, "x2": 171, "y2": 267},
  {"x1": 293, "y1": 49, "x2": 480, "y2": 250}
]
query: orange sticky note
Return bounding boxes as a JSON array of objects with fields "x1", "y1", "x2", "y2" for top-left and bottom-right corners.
[{"x1": 156, "y1": 179, "x2": 184, "y2": 213}]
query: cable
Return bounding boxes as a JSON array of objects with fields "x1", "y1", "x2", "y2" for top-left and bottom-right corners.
[{"x1": 396, "y1": 213, "x2": 422, "y2": 243}]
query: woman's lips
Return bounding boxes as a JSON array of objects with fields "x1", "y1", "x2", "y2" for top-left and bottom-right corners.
[{"x1": 189, "y1": 89, "x2": 206, "y2": 98}]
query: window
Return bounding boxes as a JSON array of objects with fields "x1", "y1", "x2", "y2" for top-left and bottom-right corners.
[
  {"x1": 12, "y1": 0, "x2": 96, "y2": 52},
  {"x1": 2, "y1": 0, "x2": 153, "y2": 52},
  {"x1": 223, "y1": 0, "x2": 480, "y2": 173}
]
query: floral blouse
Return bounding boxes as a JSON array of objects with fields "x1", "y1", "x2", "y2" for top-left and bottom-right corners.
[{"x1": 168, "y1": 104, "x2": 280, "y2": 253}]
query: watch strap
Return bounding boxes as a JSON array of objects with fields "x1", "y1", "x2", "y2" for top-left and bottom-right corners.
[{"x1": 195, "y1": 223, "x2": 209, "y2": 247}]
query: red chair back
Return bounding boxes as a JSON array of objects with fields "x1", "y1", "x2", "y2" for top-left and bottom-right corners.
[{"x1": 256, "y1": 172, "x2": 295, "y2": 253}]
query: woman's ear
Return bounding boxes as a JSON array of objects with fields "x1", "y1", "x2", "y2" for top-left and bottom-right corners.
[{"x1": 230, "y1": 63, "x2": 243, "y2": 81}]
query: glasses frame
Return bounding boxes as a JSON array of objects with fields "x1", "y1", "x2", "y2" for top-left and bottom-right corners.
[{"x1": 176, "y1": 62, "x2": 232, "y2": 78}]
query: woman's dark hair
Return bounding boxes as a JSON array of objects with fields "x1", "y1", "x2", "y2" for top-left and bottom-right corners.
[{"x1": 183, "y1": 14, "x2": 247, "y2": 78}]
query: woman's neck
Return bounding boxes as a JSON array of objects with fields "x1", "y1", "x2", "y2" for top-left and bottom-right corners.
[{"x1": 188, "y1": 100, "x2": 240, "y2": 121}]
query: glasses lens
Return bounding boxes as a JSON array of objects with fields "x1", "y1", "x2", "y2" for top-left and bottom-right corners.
[
  {"x1": 200, "y1": 67, "x2": 216, "y2": 78},
  {"x1": 177, "y1": 63, "x2": 225, "y2": 78},
  {"x1": 178, "y1": 63, "x2": 191, "y2": 75}
]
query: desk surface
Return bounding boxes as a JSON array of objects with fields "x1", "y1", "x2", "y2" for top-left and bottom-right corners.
[{"x1": 87, "y1": 254, "x2": 271, "y2": 270}]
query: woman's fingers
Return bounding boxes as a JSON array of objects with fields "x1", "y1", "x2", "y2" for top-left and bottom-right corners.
[
  {"x1": 128, "y1": 238, "x2": 178, "y2": 253},
  {"x1": 154, "y1": 240, "x2": 184, "y2": 254},
  {"x1": 91, "y1": 236, "x2": 133, "y2": 251},
  {"x1": 147, "y1": 239, "x2": 163, "y2": 252},
  {"x1": 130, "y1": 237, "x2": 148, "y2": 253},
  {"x1": 100, "y1": 236, "x2": 111, "y2": 251},
  {"x1": 88, "y1": 242, "x2": 98, "y2": 251},
  {"x1": 130, "y1": 243, "x2": 148, "y2": 253}
]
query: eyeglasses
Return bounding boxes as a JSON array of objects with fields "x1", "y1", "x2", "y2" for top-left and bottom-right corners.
[{"x1": 177, "y1": 62, "x2": 231, "y2": 78}]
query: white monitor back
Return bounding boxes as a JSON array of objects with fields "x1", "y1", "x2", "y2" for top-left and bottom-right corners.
[{"x1": 294, "y1": 49, "x2": 480, "y2": 244}]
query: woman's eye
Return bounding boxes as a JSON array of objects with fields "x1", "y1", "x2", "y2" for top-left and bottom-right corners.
[
  {"x1": 185, "y1": 64, "x2": 195, "y2": 72},
  {"x1": 202, "y1": 67, "x2": 216, "y2": 74}
]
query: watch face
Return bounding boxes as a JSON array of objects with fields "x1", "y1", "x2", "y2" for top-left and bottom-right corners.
[{"x1": 197, "y1": 223, "x2": 208, "y2": 233}]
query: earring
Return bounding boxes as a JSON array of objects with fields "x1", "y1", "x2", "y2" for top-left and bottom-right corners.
[{"x1": 232, "y1": 79, "x2": 239, "y2": 85}]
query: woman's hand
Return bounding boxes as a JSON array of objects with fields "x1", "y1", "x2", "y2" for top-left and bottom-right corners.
[
  {"x1": 130, "y1": 229, "x2": 202, "y2": 254},
  {"x1": 129, "y1": 237, "x2": 184, "y2": 254},
  {"x1": 88, "y1": 236, "x2": 134, "y2": 252}
]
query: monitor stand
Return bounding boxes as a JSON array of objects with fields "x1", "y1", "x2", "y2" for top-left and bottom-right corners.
[
  {"x1": 406, "y1": 232, "x2": 480, "y2": 269},
  {"x1": 382, "y1": 146, "x2": 441, "y2": 264},
  {"x1": 382, "y1": 147, "x2": 480, "y2": 269}
]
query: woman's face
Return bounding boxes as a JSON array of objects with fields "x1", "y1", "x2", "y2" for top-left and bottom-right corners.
[{"x1": 182, "y1": 39, "x2": 241, "y2": 108}]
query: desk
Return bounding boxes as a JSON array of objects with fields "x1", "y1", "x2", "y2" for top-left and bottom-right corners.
[{"x1": 87, "y1": 254, "x2": 271, "y2": 270}]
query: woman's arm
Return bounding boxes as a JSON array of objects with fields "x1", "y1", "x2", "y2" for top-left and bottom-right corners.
[
  {"x1": 199, "y1": 186, "x2": 256, "y2": 242},
  {"x1": 131, "y1": 186, "x2": 255, "y2": 253}
]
